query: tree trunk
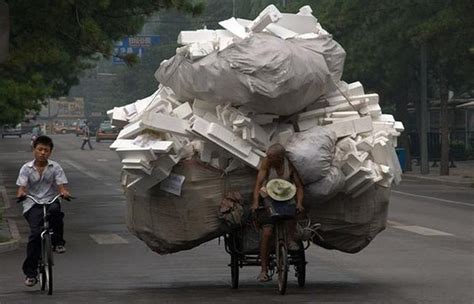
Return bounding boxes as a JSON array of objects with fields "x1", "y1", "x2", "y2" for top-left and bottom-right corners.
[
  {"x1": 396, "y1": 95, "x2": 412, "y2": 171},
  {"x1": 439, "y1": 74, "x2": 450, "y2": 175}
]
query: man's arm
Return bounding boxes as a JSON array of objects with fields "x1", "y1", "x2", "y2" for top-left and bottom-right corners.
[
  {"x1": 17, "y1": 185, "x2": 27, "y2": 198},
  {"x1": 57, "y1": 184, "x2": 71, "y2": 198},
  {"x1": 252, "y1": 158, "x2": 269, "y2": 211}
]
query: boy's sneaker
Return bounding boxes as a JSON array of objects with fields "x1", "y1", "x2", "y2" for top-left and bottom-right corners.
[
  {"x1": 24, "y1": 277, "x2": 37, "y2": 287},
  {"x1": 54, "y1": 245, "x2": 66, "y2": 254}
]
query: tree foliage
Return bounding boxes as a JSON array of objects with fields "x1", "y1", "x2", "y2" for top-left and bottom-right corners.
[{"x1": 0, "y1": 0, "x2": 204, "y2": 124}]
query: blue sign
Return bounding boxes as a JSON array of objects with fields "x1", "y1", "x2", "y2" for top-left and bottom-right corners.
[{"x1": 113, "y1": 35, "x2": 160, "y2": 64}]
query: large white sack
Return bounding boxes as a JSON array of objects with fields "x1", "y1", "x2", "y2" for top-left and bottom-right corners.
[
  {"x1": 305, "y1": 166, "x2": 345, "y2": 202},
  {"x1": 307, "y1": 185, "x2": 391, "y2": 253},
  {"x1": 125, "y1": 159, "x2": 256, "y2": 254},
  {"x1": 286, "y1": 126, "x2": 337, "y2": 184},
  {"x1": 156, "y1": 33, "x2": 345, "y2": 116}
]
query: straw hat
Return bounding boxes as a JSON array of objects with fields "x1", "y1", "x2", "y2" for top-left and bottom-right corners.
[{"x1": 266, "y1": 179, "x2": 296, "y2": 201}]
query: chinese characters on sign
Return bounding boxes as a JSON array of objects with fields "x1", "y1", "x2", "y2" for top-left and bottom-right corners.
[{"x1": 113, "y1": 35, "x2": 160, "y2": 64}]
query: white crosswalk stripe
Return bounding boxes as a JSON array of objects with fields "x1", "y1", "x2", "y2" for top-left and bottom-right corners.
[
  {"x1": 90, "y1": 233, "x2": 129, "y2": 244},
  {"x1": 388, "y1": 220, "x2": 453, "y2": 236}
]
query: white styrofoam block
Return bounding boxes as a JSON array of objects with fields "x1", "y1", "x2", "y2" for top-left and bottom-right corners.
[
  {"x1": 111, "y1": 107, "x2": 129, "y2": 128},
  {"x1": 207, "y1": 122, "x2": 252, "y2": 156},
  {"x1": 189, "y1": 41, "x2": 215, "y2": 60},
  {"x1": 336, "y1": 137, "x2": 358, "y2": 153},
  {"x1": 265, "y1": 23, "x2": 298, "y2": 39},
  {"x1": 177, "y1": 29, "x2": 215, "y2": 45},
  {"x1": 135, "y1": 92, "x2": 158, "y2": 114},
  {"x1": 331, "y1": 111, "x2": 360, "y2": 118},
  {"x1": 247, "y1": 4, "x2": 282, "y2": 33},
  {"x1": 122, "y1": 159, "x2": 153, "y2": 175},
  {"x1": 354, "y1": 116, "x2": 374, "y2": 134},
  {"x1": 344, "y1": 166, "x2": 372, "y2": 193},
  {"x1": 107, "y1": 109, "x2": 114, "y2": 120},
  {"x1": 202, "y1": 112, "x2": 220, "y2": 124},
  {"x1": 123, "y1": 103, "x2": 137, "y2": 118},
  {"x1": 191, "y1": 117, "x2": 261, "y2": 168},
  {"x1": 275, "y1": 13, "x2": 319, "y2": 34},
  {"x1": 219, "y1": 17, "x2": 249, "y2": 39},
  {"x1": 215, "y1": 29, "x2": 235, "y2": 51},
  {"x1": 141, "y1": 112, "x2": 190, "y2": 136},
  {"x1": 324, "y1": 116, "x2": 373, "y2": 138},
  {"x1": 373, "y1": 114, "x2": 395, "y2": 122},
  {"x1": 110, "y1": 139, "x2": 135, "y2": 150},
  {"x1": 376, "y1": 164, "x2": 394, "y2": 188},
  {"x1": 193, "y1": 98, "x2": 216, "y2": 117},
  {"x1": 394, "y1": 121, "x2": 405, "y2": 132},
  {"x1": 127, "y1": 155, "x2": 179, "y2": 190},
  {"x1": 148, "y1": 141, "x2": 174, "y2": 153},
  {"x1": 171, "y1": 102, "x2": 193, "y2": 120},
  {"x1": 122, "y1": 164, "x2": 153, "y2": 176},
  {"x1": 350, "y1": 93, "x2": 379, "y2": 105},
  {"x1": 298, "y1": 99, "x2": 368, "y2": 121},
  {"x1": 116, "y1": 147, "x2": 157, "y2": 163},
  {"x1": 297, "y1": 5, "x2": 313, "y2": 16},
  {"x1": 341, "y1": 151, "x2": 369, "y2": 176},
  {"x1": 250, "y1": 125, "x2": 270, "y2": 149},
  {"x1": 347, "y1": 81, "x2": 365, "y2": 96},
  {"x1": 368, "y1": 104, "x2": 382, "y2": 117},
  {"x1": 117, "y1": 121, "x2": 145, "y2": 139}
]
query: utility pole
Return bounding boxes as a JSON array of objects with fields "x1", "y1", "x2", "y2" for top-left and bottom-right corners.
[
  {"x1": 232, "y1": 0, "x2": 235, "y2": 16},
  {"x1": 420, "y1": 43, "x2": 429, "y2": 174}
]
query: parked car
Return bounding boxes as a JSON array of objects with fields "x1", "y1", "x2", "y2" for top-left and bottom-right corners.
[
  {"x1": 53, "y1": 122, "x2": 76, "y2": 134},
  {"x1": 1, "y1": 124, "x2": 22, "y2": 138},
  {"x1": 96, "y1": 121, "x2": 120, "y2": 142}
]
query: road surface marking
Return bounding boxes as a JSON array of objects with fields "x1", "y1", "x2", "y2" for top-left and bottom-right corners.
[
  {"x1": 90, "y1": 233, "x2": 128, "y2": 244},
  {"x1": 96, "y1": 158, "x2": 108, "y2": 162},
  {"x1": 387, "y1": 220, "x2": 453, "y2": 236},
  {"x1": 63, "y1": 160, "x2": 100, "y2": 180},
  {"x1": 392, "y1": 190, "x2": 473, "y2": 208}
]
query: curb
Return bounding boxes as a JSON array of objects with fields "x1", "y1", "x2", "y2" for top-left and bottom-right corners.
[
  {"x1": 402, "y1": 173, "x2": 474, "y2": 188},
  {"x1": 0, "y1": 185, "x2": 21, "y2": 253}
]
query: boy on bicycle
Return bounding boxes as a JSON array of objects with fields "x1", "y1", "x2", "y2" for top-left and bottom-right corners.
[
  {"x1": 16, "y1": 135, "x2": 71, "y2": 287},
  {"x1": 251, "y1": 143, "x2": 304, "y2": 282}
]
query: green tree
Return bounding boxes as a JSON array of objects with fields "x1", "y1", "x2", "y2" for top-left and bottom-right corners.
[
  {"x1": 290, "y1": 0, "x2": 473, "y2": 175},
  {"x1": 0, "y1": 0, "x2": 204, "y2": 125}
]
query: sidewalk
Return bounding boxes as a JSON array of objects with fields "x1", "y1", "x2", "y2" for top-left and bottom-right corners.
[
  {"x1": 403, "y1": 160, "x2": 474, "y2": 188},
  {"x1": 0, "y1": 180, "x2": 21, "y2": 253}
]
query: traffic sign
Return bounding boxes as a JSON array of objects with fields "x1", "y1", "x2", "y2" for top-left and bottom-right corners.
[{"x1": 113, "y1": 35, "x2": 160, "y2": 64}]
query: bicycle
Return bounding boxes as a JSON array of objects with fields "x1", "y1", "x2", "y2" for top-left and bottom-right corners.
[
  {"x1": 18, "y1": 194, "x2": 72, "y2": 295},
  {"x1": 225, "y1": 200, "x2": 310, "y2": 295}
]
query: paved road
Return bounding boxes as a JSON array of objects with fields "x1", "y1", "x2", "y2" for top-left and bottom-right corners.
[{"x1": 0, "y1": 135, "x2": 473, "y2": 303}]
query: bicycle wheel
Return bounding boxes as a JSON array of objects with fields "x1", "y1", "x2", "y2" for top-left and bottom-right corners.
[
  {"x1": 276, "y1": 240, "x2": 288, "y2": 295},
  {"x1": 39, "y1": 263, "x2": 46, "y2": 291},
  {"x1": 230, "y1": 252, "x2": 239, "y2": 289},
  {"x1": 43, "y1": 235, "x2": 54, "y2": 295},
  {"x1": 295, "y1": 249, "x2": 306, "y2": 287}
]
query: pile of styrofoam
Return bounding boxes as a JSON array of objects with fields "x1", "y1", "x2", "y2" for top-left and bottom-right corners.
[
  {"x1": 107, "y1": 4, "x2": 404, "y2": 254},
  {"x1": 108, "y1": 80, "x2": 403, "y2": 198}
]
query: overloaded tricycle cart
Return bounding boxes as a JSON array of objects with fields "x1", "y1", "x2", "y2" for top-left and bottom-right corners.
[{"x1": 224, "y1": 200, "x2": 318, "y2": 295}]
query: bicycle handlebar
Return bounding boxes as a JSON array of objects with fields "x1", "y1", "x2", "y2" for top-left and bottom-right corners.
[{"x1": 17, "y1": 194, "x2": 75, "y2": 204}]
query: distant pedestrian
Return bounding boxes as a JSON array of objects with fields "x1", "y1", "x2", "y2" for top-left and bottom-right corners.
[{"x1": 80, "y1": 121, "x2": 93, "y2": 150}]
